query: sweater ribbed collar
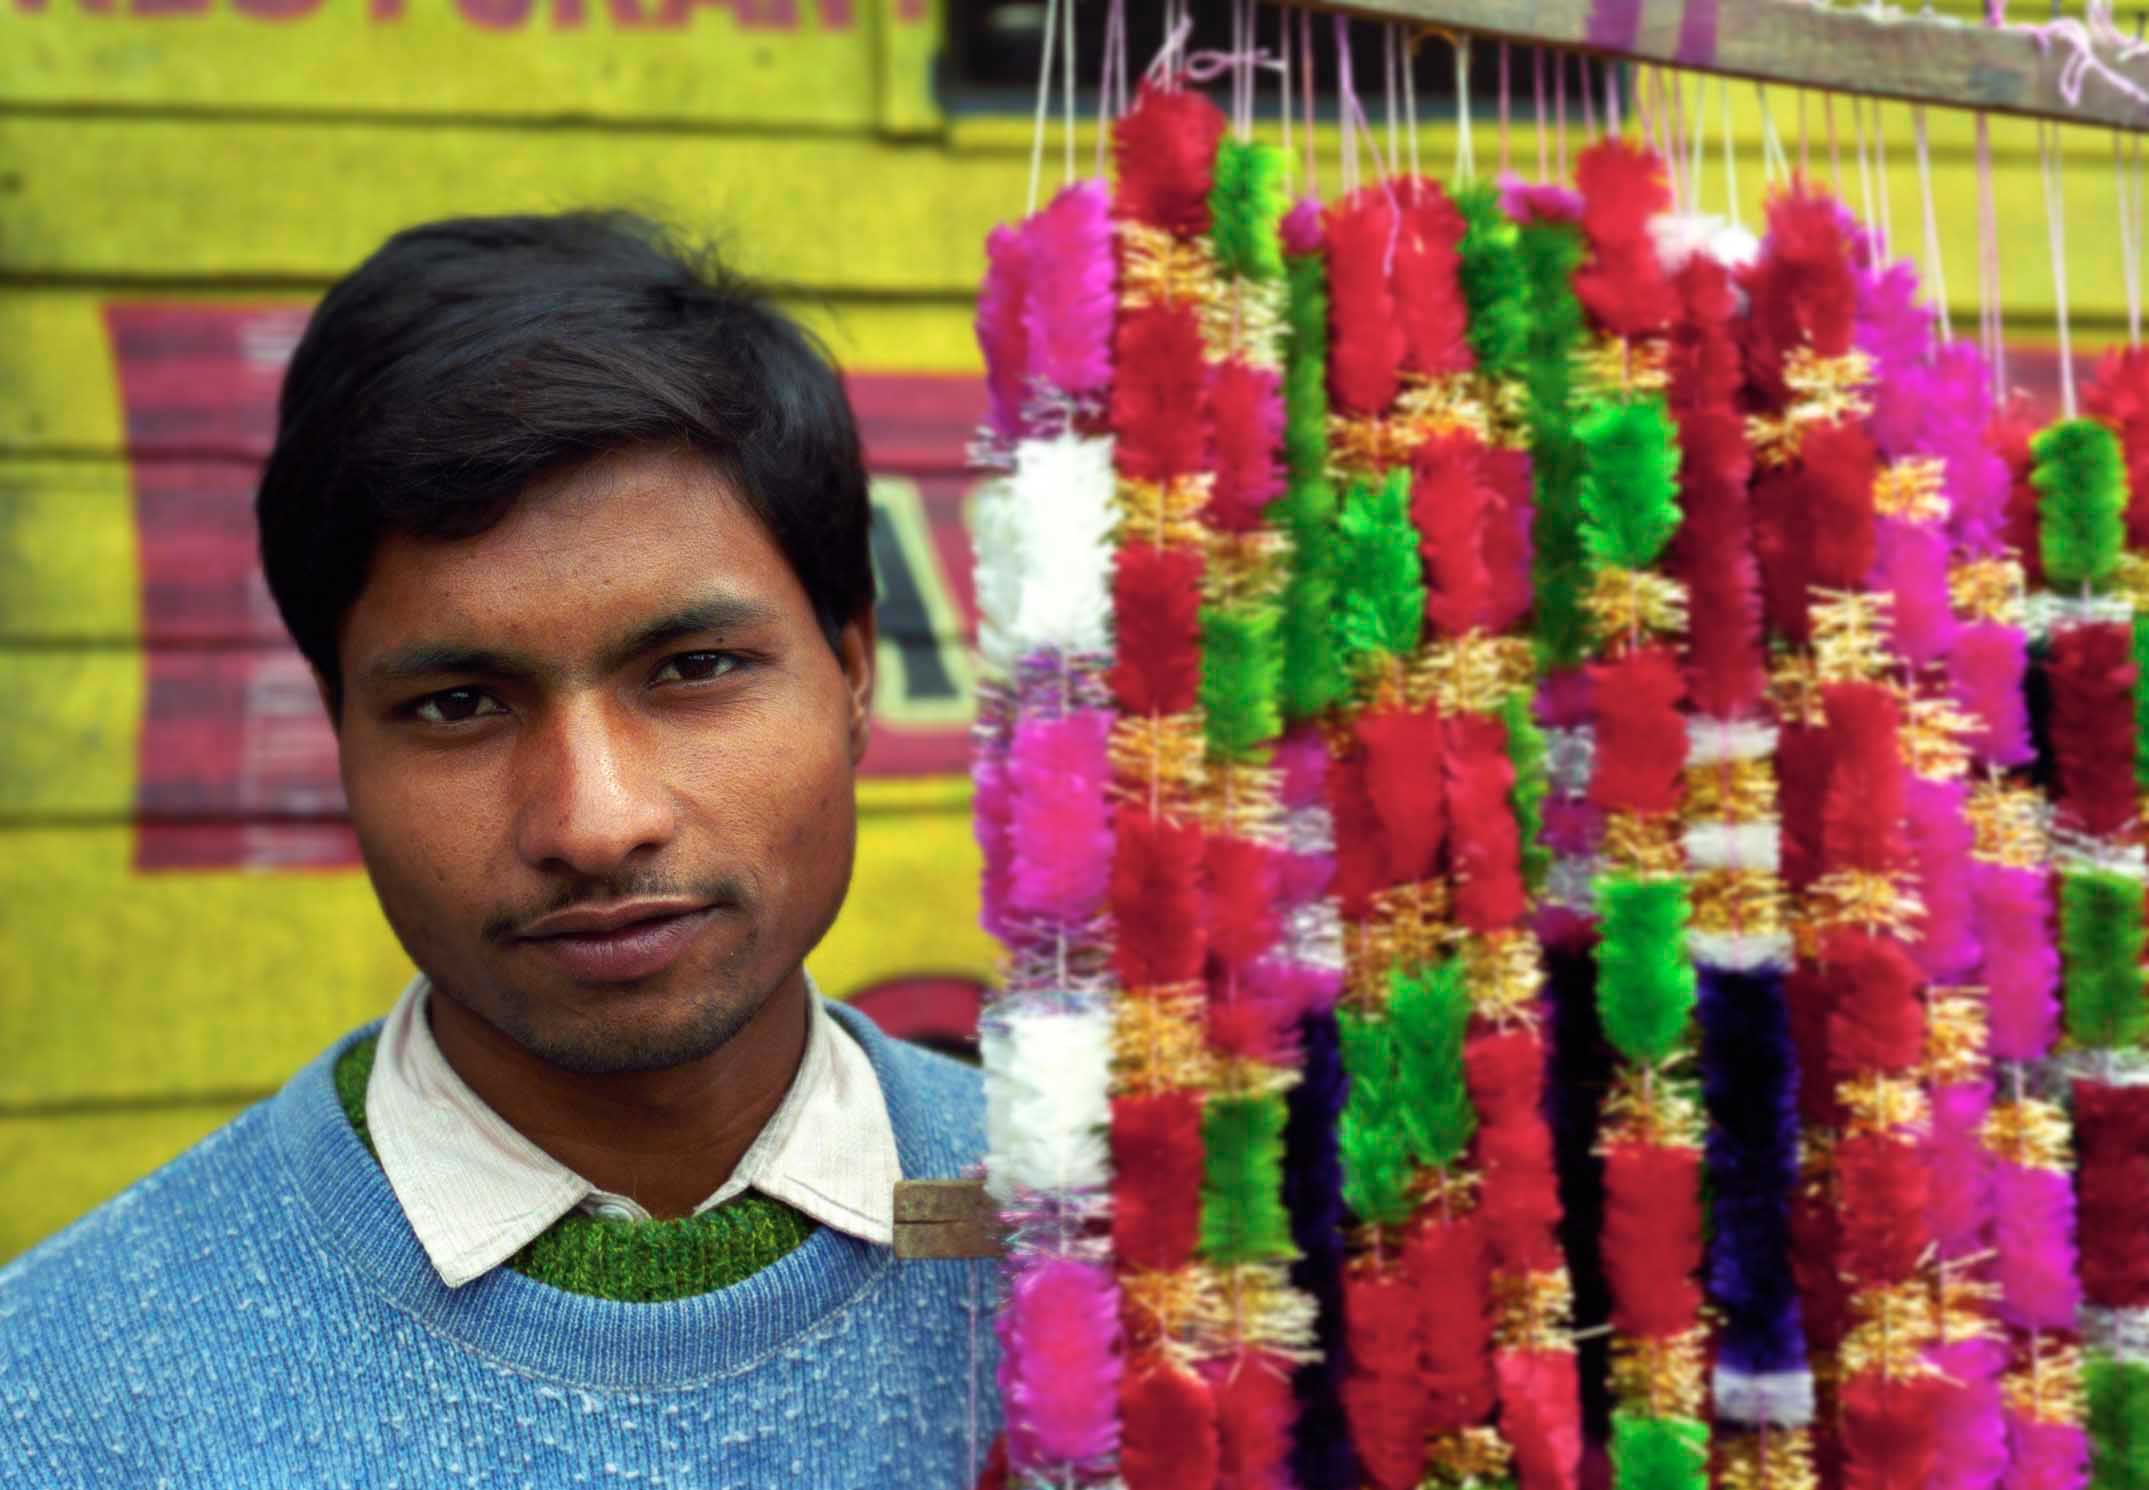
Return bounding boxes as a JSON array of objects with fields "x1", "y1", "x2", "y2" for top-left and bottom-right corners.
[{"x1": 270, "y1": 1000, "x2": 930, "y2": 1390}]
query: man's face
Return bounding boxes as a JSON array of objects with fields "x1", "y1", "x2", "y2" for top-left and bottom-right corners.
[{"x1": 333, "y1": 443, "x2": 873, "y2": 1075}]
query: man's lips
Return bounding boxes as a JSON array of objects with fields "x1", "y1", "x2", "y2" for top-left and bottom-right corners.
[{"x1": 515, "y1": 899, "x2": 721, "y2": 983}]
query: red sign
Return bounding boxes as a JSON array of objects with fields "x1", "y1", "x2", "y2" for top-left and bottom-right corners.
[{"x1": 107, "y1": 302, "x2": 986, "y2": 870}]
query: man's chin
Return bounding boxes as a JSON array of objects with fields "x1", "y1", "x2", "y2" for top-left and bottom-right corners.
[{"x1": 493, "y1": 978, "x2": 770, "y2": 1077}]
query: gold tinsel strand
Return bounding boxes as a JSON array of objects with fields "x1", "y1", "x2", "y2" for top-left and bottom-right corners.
[
  {"x1": 1454, "y1": 928, "x2": 1547, "y2": 1025},
  {"x1": 1185, "y1": 1261, "x2": 1321, "y2": 1360},
  {"x1": 1899, "y1": 693, "x2": 1982, "y2": 782},
  {"x1": 1689, "y1": 868, "x2": 1792, "y2": 938},
  {"x1": 1409, "y1": 1169, "x2": 1483, "y2": 1225},
  {"x1": 1936, "y1": 1269, "x2": 2006, "y2": 1346},
  {"x1": 1118, "y1": 1266, "x2": 1211, "y2": 1363},
  {"x1": 1113, "y1": 473, "x2": 1216, "y2": 549},
  {"x1": 1949, "y1": 557, "x2": 2028, "y2": 625},
  {"x1": 1806, "y1": 868, "x2": 1927, "y2": 940},
  {"x1": 1327, "y1": 415, "x2": 1419, "y2": 482},
  {"x1": 1425, "y1": 1428, "x2": 1517, "y2": 1484},
  {"x1": 1394, "y1": 370, "x2": 1495, "y2": 444},
  {"x1": 1716, "y1": 1429, "x2": 1822, "y2": 1490},
  {"x1": 1573, "y1": 334, "x2": 1673, "y2": 399},
  {"x1": 1925, "y1": 988, "x2": 1990, "y2": 1086},
  {"x1": 1490, "y1": 1266, "x2": 1576, "y2": 1352},
  {"x1": 1981, "y1": 1096, "x2": 2074, "y2": 1170},
  {"x1": 1683, "y1": 757, "x2": 1780, "y2": 822},
  {"x1": 1481, "y1": 376, "x2": 1533, "y2": 449},
  {"x1": 1809, "y1": 589, "x2": 1899, "y2": 683},
  {"x1": 1608, "y1": 1326, "x2": 1711, "y2": 1420},
  {"x1": 1111, "y1": 989, "x2": 1214, "y2": 1095},
  {"x1": 1600, "y1": 810, "x2": 1687, "y2": 878},
  {"x1": 1583, "y1": 565, "x2": 1691, "y2": 645},
  {"x1": 1195, "y1": 760, "x2": 1286, "y2": 842},
  {"x1": 1747, "y1": 347, "x2": 1876, "y2": 468},
  {"x1": 1966, "y1": 781, "x2": 2049, "y2": 868},
  {"x1": 1836, "y1": 1076, "x2": 1932, "y2": 1137},
  {"x1": 1769, "y1": 654, "x2": 1829, "y2": 728},
  {"x1": 1117, "y1": 221, "x2": 1221, "y2": 311},
  {"x1": 1210, "y1": 1051, "x2": 1304, "y2": 1101},
  {"x1": 1107, "y1": 713, "x2": 1208, "y2": 804},
  {"x1": 2002, "y1": 1342, "x2": 2087, "y2": 1426},
  {"x1": 1840, "y1": 1279, "x2": 1942, "y2": 1380},
  {"x1": 2111, "y1": 550, "x2": 2149, "y2": 612},
  {"x1": 1370, "y1": 880, "x2": 1453, "y2": 975},
  {"x1": 1202, "y1": 529, "x2": 1292, "y2": 608},
  {"x1": 1598, "y1": 1066, "x2": 1708, "y2": 1150},
  {"x1": 1198, "y1": 274, "x2": 1288, "y2": 371},
  {"x1": 1406, "y1": 633, "x2": 1538, "y2": 716},
  {"x1": 1341, "y1": 919, "x2": 1404, "y2": 1010},
  {"x1": 1872, "y1": 456, "x2": 1950, "y2": 523}
]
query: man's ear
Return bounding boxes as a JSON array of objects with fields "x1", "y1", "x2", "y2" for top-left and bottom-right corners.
[{"x1": 837, "y1": 610, "x2": 877, "y2": 767}]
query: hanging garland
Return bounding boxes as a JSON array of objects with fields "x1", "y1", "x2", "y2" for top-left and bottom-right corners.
[
  {"x1": 1106, "y1": 75, "x2": 1228, "y2": 1490},
  {"x1": 962, "y1": 36, "x2": 2149, "y2": 1489},
  {"x1": 972, "y1": 169, "x2": 1126, "y2": 1488}
]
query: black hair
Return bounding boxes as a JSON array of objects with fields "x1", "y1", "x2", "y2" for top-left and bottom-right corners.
[{"x1": 256, "y1": 209, "x2": 874, "y2": 716}]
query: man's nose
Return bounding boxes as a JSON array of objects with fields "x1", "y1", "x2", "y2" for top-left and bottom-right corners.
[{"x1": 512, "y1": 695, "x2": 677, "y2": 879}]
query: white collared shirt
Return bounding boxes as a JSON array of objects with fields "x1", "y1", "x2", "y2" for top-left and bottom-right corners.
[{"x1": 364, "y1": 974, "x2": 902, "y2": 1289}]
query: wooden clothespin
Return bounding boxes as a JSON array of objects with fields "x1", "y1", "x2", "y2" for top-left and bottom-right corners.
[{"x1": 891, "y1": 1178, "x2": 1006, "y2": 1260}]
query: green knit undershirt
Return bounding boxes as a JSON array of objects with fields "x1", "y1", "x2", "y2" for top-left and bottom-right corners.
[{"x1": 333, "y1": 1034, "x2": 817, "y2": 1303}]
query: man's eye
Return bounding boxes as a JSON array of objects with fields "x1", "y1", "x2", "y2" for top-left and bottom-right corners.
[
  {"x1": 411, "y1": 688, "x2": 506, "y2": 725},
  {"x1": 653, "y1": 651, "x2": 739, "y2": 685}
]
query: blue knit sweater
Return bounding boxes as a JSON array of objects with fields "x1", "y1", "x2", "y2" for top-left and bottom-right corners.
[{"x1": 0, "y1": 1003, "x2": 1000, "y2": 1488}]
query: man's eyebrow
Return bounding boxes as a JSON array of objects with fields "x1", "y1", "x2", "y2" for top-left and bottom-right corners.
[
  {"x1": 598, "y1": 596, "x2": 783, "y2": 673},
  {"x1": 365, "y1": 643, "x2": 543, "y2": 688},
  {"x1": 363, "y1": 597, "x2": 782, "y2": 691}
]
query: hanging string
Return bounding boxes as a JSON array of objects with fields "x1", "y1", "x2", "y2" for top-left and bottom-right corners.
[
  {"x1": 1854, "y1": 95, "x2": 1879, "y2": 262},
  {"x1": 1026, "y1": 0, "x2": 1062, "y2": 213},
  {"x1": 1498, "y1": 41, "x2": 1513, "y2": 177},
  {"x1": 1337, "y1": 14, "x2": 1365, "y2": 195},
  {"x1": 1721, "y1": 74, "x2": 1742, "y2": 230},
  {"x1": 1643, "y1": 69, "x2": 1667, "y2": 208},
  {"x1": 1797, "y1": 87, "x2": 1810, "y2": 179},
  {"x1": 1913, "y1": 106, "x2": 1953, "y2": 346},
  {"x1": 1825, "y1": 91, "x2": 1844, "y2": 196},
  {"x1": 1403, "y1": 28, "x2": 1422, "y2": 182},
  {"x1": 1604, "y1": 56, "x2": 1621, "y2": 137},
  {"x1": 1871, "y1": 95, "x2": 1895, "y2": 265},
  {"x1": 1301, "y1": 7, "x2": 1318, "y2": 195},
  {"x1": 1279, "y1": 2, "x2": 1293, "y2": 196},
  {"x1": 1976, "y1": 111, "x2": 2009, "y2": 400},
  {"x1": 1455, "y1": 35, "x2": 1476, "y2": 183},
  {"x1": 1062, "y1": 0, "x2": 1076, "y2": 186},
  {"x1": 1756, "y1": 83, "x2": 1792, "y2": 186},
  {"x1": 1094, "y1": 0, "x2": 1123, "y2": 179},
  {"x1": 2040, "y1": 118, "x2": 2078, "y2": 419},
  {"x1": 1580, "y1": 52, "x2": 1598, "y2": 137},
  {"x1": 1686, "y1": 72, "x2": 1704, "y2": 206},
  {"x1": 1146, "y1": 2, "x2": 1193, "y2": 89},
  {"x1": 1237, "y1": 0, "x2": 1255, "y2": 139},
  {"x1": 2118, "y1": 127, "x2": 2145, "y2": 348},
  {"x1": 1237, "y1": 0, "x2": 1255, "y2": 140},
  {"x1": 1535, "y1": 48, "x2": 1551, "y2": 181},
  {"x1": 1384, "y1": 24, "x2": 1401, "y2": 183},
  {"x1": 1556, "y1": 49, "x2": 1570, "y2": 179}
]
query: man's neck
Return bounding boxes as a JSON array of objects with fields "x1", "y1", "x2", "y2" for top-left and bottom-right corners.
[{"x1": 425, "y1": 976, "x2": 811, "y2": 1221}]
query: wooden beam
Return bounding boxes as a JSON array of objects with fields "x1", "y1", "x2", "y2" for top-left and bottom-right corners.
[
  {"x1": 1291, "y1": 0, "x2": 2149, "y2": 132},
  {"x1": 892, "y1": 1179, "x2": 1006, "y2": 1260}
]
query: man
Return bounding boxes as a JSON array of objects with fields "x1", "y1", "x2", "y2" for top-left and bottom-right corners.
[{"x1": 1, "y1": 212, "x2": 997, "y2": 1486}]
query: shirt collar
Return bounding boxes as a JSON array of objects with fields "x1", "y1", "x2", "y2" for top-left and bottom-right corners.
[{"x1": 366, "y1": 973, "x2": 902, "y2": 1289}]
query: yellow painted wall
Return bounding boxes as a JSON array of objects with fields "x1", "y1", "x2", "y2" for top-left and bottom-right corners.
[{"x1": 2, "y1": 0, "x2": 2143, "y2": 1263}]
